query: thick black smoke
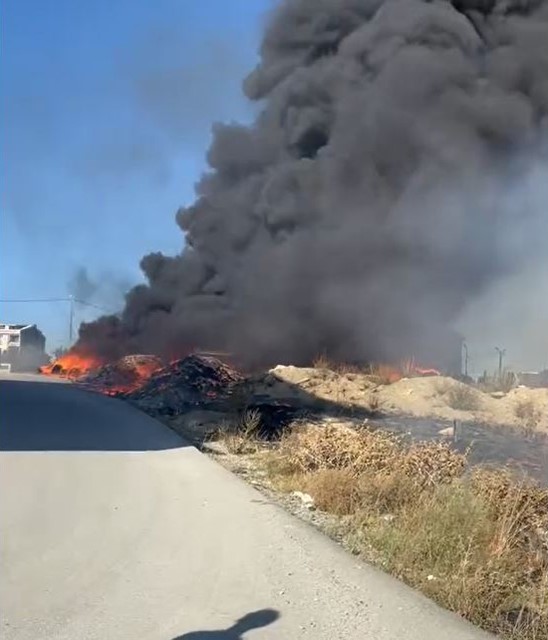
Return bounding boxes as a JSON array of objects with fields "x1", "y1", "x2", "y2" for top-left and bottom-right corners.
[
  {"x1": 68, "y1": 267, "x2": 133, "y2": 313},
  {"x1": 77, "y1": 0, "x2": 548, "y2": 369}
]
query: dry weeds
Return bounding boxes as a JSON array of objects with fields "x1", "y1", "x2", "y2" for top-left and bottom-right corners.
[
  {"x1": 479, "y1": 372, "x2": 518, "y2": 394},
  {"x1": 366, "y1": 362, "x2": 403, "y2": 384},
  {"x1": 216, "y1": 421, "x2": 548, "y2": 638},
  {"x1": 312, "y1": 353, "x2": 332, "y2": 370},
  {"x1": 312, "y1": 354, "x2": 362, "y2": 376},
  {"x1": 277, "y1": 424, "x2": 465, "y2": 486},
  {"x1": 438, "y1": 380, "x2": 482, "y2": 411},
  {"x1": 514, "y1": 399, "x2": 542, "y2": 433},
  {"x1": 214, "y1": 408, "x2": 262, "y2": 454}
]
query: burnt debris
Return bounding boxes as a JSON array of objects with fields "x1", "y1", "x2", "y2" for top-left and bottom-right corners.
[
  {"x1": 123, "y1": 355, "x2": 244, "y2": 416},
  {"x1": 78, "y1": 354, "x2": 163, "y2": 394}
]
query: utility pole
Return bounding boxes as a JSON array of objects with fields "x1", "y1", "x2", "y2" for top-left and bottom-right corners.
[
  {"x1": 495, "y1": 347, "x2": 506, "y2": 380},
  {"x1": 68, "y1": 295, "x2": 75, "y2": 344},
  {"x1": 462, "y1": 341, "x2": 469, "y2": 378}
]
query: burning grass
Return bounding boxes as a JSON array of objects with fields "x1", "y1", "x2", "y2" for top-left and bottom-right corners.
[
  {"x1": 216, "y1": 422, "x2": 548, "y2": 638},
  {"x1": 311, "y1": 356, "x2": 440, "y2": 384}
]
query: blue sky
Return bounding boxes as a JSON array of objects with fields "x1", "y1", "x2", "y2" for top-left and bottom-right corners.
[{"x1": 1, "y1": 0, "x2": 272, "y2": 351}]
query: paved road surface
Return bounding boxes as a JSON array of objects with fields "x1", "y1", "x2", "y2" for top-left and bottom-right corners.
[{"x1": 0, "y1": 376, "x2": 493, "y2": 639}]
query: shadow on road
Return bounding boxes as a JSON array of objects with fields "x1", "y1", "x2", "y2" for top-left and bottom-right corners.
[
  {"x1": 0, "y1": 380, "x2": 185, "y2": 452},
  {"x1": 172, "y1": 609, "x2": 280, "y2": 639}
]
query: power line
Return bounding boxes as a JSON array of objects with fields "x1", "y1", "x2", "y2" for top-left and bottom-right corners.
[
  {"x1": 73, "y1": 298, "x2": 114, "y2": 313},
  {"x1": 0, "y1": 297, "x2": 114, "y2": 313},
  {"x1": 0, "y1": 298, "x2": 70, "y2": 303},
  {"x1": 1, "y1": 296, "x2": 117, "y2": 344}
]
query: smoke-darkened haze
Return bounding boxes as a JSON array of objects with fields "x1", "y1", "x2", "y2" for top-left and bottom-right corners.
[{"x1": 77, "y1": 0, "x2": 548, "y2": 370}]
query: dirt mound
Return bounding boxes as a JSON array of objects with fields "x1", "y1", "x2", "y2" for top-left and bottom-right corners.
[
  {"x1": 378, "y1": 376, "x2": 548, "y2": 431},
  {"x1": 249, "y1": 365, "x2": 377, "y2": 407},
  {"x1": 251, "y1": 366, "x2": 548, "y2": 433},
  {"x1": 377, "y1": 376, "x2": 481, "y2": 419},
  {"x1": 125, "y1": 354, "x2": 243, "y2": 416},
  {"x1": 78, "y1": 354, "x2": 162, "y2": 394}
]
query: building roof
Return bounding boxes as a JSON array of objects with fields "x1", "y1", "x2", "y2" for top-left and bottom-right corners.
[{"x1": 0, "y1": 323, "x2": 34, "y2": 331}]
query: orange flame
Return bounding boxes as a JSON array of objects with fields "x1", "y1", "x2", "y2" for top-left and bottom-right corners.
[
  {"x1": 99, "y1": 358, "x2": 162, "y2": 396},
  {"x1": 401, "y1": 357, "x2": 440, "y2": 378},
  {"x1": 40, "y1": 351, "x2": 102, "y2": 378},
  {"x1": 374, "y1": 363, "x2": 404, "y2": 383},
  {"x1": 373, "y1": 358, "x2": 441, "y2": 383}
]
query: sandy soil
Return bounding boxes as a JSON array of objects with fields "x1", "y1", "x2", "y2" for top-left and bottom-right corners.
[{"x1": 253, "y1": 366, "x2": 548, "y2": 433}]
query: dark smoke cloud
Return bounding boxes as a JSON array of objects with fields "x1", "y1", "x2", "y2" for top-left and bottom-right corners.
[
  {"x1": 76, "y1": 0, "x2": 548, "y2": 369},
  {"x1": 69, "y1": 267, "x2": 99, "y2": 301},
  {"x1": 68, "y1": 267, "x2": 133, "y2": 314}
]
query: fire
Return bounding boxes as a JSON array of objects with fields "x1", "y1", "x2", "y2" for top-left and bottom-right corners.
[
  {"x1": 132, "y1": 361, "x2": 160, "y2": 382},
  {"x1": 374, "y1": 358, "x2": 441, "y2": 383},
  {"x1": 374, "y1": 363, "x2": 405, "y2": 384},
  {"x1": 39, "y1": 350, "x2": 162, "y2": 395},
  {"x1": 412, "y1": 365, "x2": 441, "y2": 376},
  {"x1": 101, "y1": 357, "x2": 162, "y2": 396},
  {"x1": 401, "y1": 357, "x2": 440, "y2": 378},
  {"x1": 40, "y1": 351, "x2": 102, "y2": 378},
  {"x1": 70, "y1": 354, "x2": 164, "y2": 396}
]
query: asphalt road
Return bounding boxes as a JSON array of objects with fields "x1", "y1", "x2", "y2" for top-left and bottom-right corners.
[{"x1": 0, "y1": 376, "x2": 493, "y2": 639}]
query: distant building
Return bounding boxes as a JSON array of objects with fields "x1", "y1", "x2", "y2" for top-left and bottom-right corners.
[
  {"x1": 517, "y1": 370, "x2": 548, "y2": 388},
  {"x1": 0, "y1": 323, "x2": 47, "y2": 372}
]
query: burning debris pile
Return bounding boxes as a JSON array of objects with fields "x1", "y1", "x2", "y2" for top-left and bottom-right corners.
[
  {"x1": 40, "y1": 351, "x2": 103, "y2": 378},
  {"x1": 78, "y1": 354, "x2": 162, "y2": 395},
  {"x1": 123, "y1": 355, "x2": 244, "y2": 416},
  {"x1": 42, "y1": 348, "x2": 306, "y2": 434}
]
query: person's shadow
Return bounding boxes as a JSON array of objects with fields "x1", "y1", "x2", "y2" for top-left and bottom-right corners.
[{"x1": 172, "y1": 609, "x2": 280, "y2": 639}]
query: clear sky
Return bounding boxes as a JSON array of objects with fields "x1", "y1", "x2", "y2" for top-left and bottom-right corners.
[{"x1": 1, "y1": 0, "x2": 272, "y2": 352}]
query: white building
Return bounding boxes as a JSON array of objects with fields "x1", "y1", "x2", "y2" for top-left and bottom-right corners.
[{"x1": 0, "y1": 323, "x2": 47, "y2": 372}]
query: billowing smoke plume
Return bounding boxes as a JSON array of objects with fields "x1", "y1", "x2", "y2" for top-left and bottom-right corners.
[
  {"x1": 68, "y1": 267, "x2": 133, "y2": 313},
  {"x1": 76, "y1": 0, "x2": 548, "y2": 370}
]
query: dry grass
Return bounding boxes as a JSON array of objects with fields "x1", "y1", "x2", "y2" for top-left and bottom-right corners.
[
  {"x1": 514, "y1": 399, "x2": 542, "y2": 434},
  {"x1": 478, "y1": 372, "x2": 518, "y2": 394},
  {"x1": 223, "y1": 422, "x2": 548, "y2": 638},
  {"x1": 214, "y1": 408, "x2": 262, "y2": 454},
  {"x1": 366, "y1": 362, "x2": 402, "y2": 384},
  {"x1": 359, "y1": 480, "x2": 548, "y2": 637},
  {"x1": 312, "y1": 356, "x2": 401, "y2": 384},
  {"x1": 277, "y1": 424, "x2": 466, "y2": 485},
  {"x1": 366, "y1": 392, "x2": 383, "y2": 416},
  {"x1": 278, "y1": 424, "x2": 400, "y2": 474},
  {"x1": 312, "y1": 353, "x2": 332, "y2": 370},
  {"x1": 438, "y1": 380, "x2": 482, "y2": 411},
  {"x1": 312, "y1": 354, "x2": 362, "y2": 375}
]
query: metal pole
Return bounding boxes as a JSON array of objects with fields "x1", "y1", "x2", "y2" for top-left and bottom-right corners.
[
  {"x1": 69, "y1": 295, "x2": 74, "y2": 344},
  {"x1": 495, "y1": 347, "x2": 506, "y2": 379},
  {"x1": 463, "y1": 342, "x2": 469, "y2": 378}
]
